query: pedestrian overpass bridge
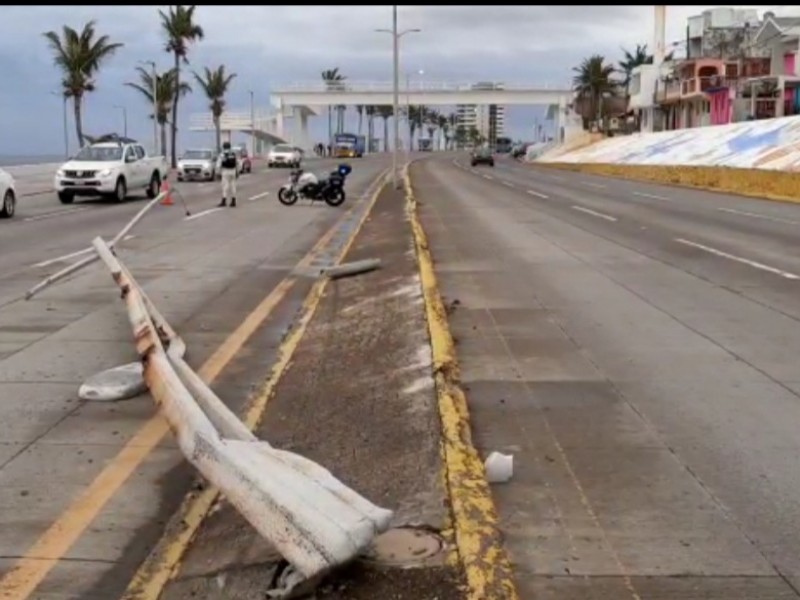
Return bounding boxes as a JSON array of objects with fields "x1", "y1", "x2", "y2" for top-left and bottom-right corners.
[
  {"x1": 189, "y1": 104, "x2": 321, "y2": 152},
  {"x1": 271, "y1": 80, "x2": 573, "y2": 107}
]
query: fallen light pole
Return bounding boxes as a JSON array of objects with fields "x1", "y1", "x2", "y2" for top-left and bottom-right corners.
[
  {"x1": 25, "y1": 191, "x2": 167, "y2": 301},
  {"x1": 92, "y1": 237, "x2": 393, "y2": 596}
]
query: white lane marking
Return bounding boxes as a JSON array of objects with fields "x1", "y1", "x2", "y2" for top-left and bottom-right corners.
[
  {"x1": 527, "y1": 189, "x2": 549, "y2": 199},
  {"x1": 717, "y1": 207, "x2": 800, "y2": 225},
  {"x1": 470, "y1": 170, "x2": 479, "y2": 175},
  {"x1": 24, "y1": 207, "x2": 90, "y2": 222},
  {"x1": 184, "y1": 207, "x2": 223, "y2": 221},
  {"x1": 675, "y1": 238, "x2": 799, "y2": 280},
  {"x1": 33, "y1": 236, "x2": 135, "y2": 268},
  {"x1": 571, "y1": 205, "x2": 618, "y2": 221},
  {"x1": 632, "y1": 191, "x2": 670, "y2": 201},
  {"x1": 581, "y1": 181, "x2": 606, "y2": 189},
  {"x1": 501, "y1": 180, "x2": 515, "y2": 188},
  {"x1": 482, "y1": 174, "x2": 494, "y2": 180},
  {"x1": 249, "y1": 191, "x2": 270, "y2": 201}
]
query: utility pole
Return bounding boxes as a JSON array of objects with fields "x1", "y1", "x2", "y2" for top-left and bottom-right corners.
[
  {"x1": 376, "y1": 8, "x2": 420, "y2": 189},
  {"x1": 249, "y1": 90, "x2": 256, "y2": 157},
  {"x1": 114, "y1": 105, "x2": 128, "y2": 138}
]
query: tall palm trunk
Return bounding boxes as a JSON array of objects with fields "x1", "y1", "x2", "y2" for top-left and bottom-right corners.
[
  {"x1": 213, "y1": 115, "x2": 221, "y2": 152},
  {"x1": 160, "y1": 120, "x2": 168, "y2": 157},
  {"x1": 73, "y1": 95, "x2": 85, "y2": 148},
  {"x1": 357, "y1": 110, "x2": 363, "y2": 135},
  {"x1": 382, "y1": 117, "x2": 389, "y2": 152},
  {"x1": 170, "y1": 52, "x2": 180, "y2": 169}
]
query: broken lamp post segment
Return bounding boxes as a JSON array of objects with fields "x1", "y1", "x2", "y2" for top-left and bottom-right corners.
[{"x1": 90, "y1": 237, "x2": 394, "y2": 596}]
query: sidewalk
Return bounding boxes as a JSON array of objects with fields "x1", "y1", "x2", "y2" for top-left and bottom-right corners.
[{"x1": 157, "y1": 183, "x2": 465, "y2": 598}]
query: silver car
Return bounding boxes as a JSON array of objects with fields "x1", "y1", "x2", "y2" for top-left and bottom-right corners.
[
  {"x1": 177, "y1": 149, "x2": 217, "y2": 181},
  {"x1": 0, "y1": 168, "x2": 16, "y2": 219}
]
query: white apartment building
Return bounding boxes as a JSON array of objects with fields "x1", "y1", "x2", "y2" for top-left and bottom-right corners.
[{"x1": 456, "y1": 82, "x2": 506, "y2": 140}]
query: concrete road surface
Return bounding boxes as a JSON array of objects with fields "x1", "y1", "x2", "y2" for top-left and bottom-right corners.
[
  {"x1": 411, "y1": 154, "x2": 800, "y2": 599},
  {"x1": 0, "y1": 154, "x2": 390, "y2": 599}
]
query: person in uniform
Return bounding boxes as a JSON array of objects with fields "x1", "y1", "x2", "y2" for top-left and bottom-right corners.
[{"x1": 218, "y1": 141, "x2": 238, "y2": 207}]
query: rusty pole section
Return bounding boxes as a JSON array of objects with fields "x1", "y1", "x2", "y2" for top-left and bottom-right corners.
[{"x1": 90, "y1": 237, "x2": 394, "y2": 596}]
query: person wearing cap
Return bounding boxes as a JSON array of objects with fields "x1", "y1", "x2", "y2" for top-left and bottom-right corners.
[{"x1": 218, "y1": 141, "x2": 238, "y2": 207}]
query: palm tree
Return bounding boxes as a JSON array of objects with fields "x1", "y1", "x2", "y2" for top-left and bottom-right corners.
[
  {"x1": 43, "y1": 21, "x2": 123, "y2": 148},
  {"x1": 425, "y1": 108, "x2": 438, "y2": 148},
  {"x1": 572, "y1": 54, "x2": 617, "y2": 130},
  {"x1": 160, "y1": 5, "x2": 205, "y2": 168},
  {"x1": 618, "y1": 43, "x2": 650, "y2": 98},
  {"x1": 126, "y1": 67, "x2": 191, "y2": 156},
  {"x1": 321, "y1": 68, "x2": 345, "y2": 144},
  {"x1": 454, "y1": 124, "x2": 466, "y2": 149},
  {"x1": 447, "y1": 112, "x2": 458, "y2": 150},
  {"x1": 193, "y1": 65, "x2": 237, "y2": 152},
  {"x1": 376, "y1": 105, "x2": 393, "y2": 152}
]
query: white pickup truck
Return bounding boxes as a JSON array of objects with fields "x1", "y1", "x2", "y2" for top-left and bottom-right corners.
[{"x1": 54, "y1": 139, "x2": 168, "y2": 204}]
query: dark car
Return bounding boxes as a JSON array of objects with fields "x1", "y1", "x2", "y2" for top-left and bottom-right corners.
[{"x1": 471, "y1": 147, "x2": 494, "y2": 167}]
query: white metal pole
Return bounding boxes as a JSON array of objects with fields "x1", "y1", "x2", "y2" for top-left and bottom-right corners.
[
  {"x1": 249, "y1": 90, "x2": 255, "y2": 158},
  {"x1": 392, "y1": 5, "x2": 400, "y2": 189}
]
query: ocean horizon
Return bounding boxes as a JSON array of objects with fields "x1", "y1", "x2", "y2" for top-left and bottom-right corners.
[{"x1": 0, "y1": 154, "x2": 65, "y2": 167}]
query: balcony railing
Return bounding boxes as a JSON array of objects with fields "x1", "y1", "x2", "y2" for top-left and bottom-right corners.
[{"x1": 657, "y1": 75, "x2": 744, "y2": 102}]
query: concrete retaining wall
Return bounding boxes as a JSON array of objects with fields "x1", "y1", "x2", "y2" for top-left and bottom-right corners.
[{"x1": 539, "y1": 116, "x2": 800, "y2": 171}]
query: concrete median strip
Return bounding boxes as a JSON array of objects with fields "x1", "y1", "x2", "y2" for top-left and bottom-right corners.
[
  {"x1": 91, "y1": 237, "x2": 393, "y2": 597},
  {"x1": 404, "y1": 163, "x2": 519, "y2": 599}
]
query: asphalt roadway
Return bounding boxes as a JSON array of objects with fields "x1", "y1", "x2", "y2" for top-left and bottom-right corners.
[
  {"x1": 0, "y1": 155, "x2": 391, "y2": 599},
  {"x1": 411, "y1": 155, "x2": 800, "y2": 599}
]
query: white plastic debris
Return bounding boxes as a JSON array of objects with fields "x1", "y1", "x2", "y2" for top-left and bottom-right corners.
[{"x1": 484, "y1": 451, "x2": 514, "y2": 483}]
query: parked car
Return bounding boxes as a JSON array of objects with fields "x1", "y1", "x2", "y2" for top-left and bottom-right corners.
[
  {"x1": 0, "y1": 168, "x2": 16, "y2": 218},
  {"x1": 471, "y1": 146, "x2": 495, "y2": 167},
  {"x1": 54, "y1": 135, "x2": 168, "y2": 204},
  {"x1": 267, "y1": 144, "x2": 302, "y2": 168},
  {"x1": 177, "y1": 149, "x2": 217, "y2": 181}
]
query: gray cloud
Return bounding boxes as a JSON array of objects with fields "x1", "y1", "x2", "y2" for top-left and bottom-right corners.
[{"x1": 0, "y1": 5, "x2": 794, "y2": 156}]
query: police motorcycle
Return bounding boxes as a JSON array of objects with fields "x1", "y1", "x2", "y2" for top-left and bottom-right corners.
[{"x1": 277, "y1": 163, "x2": 351, "y2": 207}]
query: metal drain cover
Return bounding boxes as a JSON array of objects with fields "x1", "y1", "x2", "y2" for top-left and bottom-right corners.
[{"x1": 361, "y1": 527, "x2": 445, "y2": 567}]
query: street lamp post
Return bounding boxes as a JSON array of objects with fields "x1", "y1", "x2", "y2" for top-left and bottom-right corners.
[
  {"x1": 114, "y1": 104, "x2": 128, "y2": 138},
  {"x1": 376, "y1": 7, "x2": 420, "y2": 189},
  {"x1": 50, "y1": 91, "x2": 69, "y2": 159},
  {"x1": 248, "y1": 90, "x2": 255, "y2": 158}
]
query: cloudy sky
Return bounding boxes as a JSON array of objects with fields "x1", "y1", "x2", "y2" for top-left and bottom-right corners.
[{"x1": 0, "y1": 4, "x2": 795, "y2": 160}]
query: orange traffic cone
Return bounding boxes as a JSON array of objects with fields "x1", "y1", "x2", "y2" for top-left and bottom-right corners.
[{"x1": 161, "y1": 179, "x2": 174, "y2": 206}]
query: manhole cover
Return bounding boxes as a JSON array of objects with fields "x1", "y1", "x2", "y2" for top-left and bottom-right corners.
[{"x1": 360, "y1": 527, "x2": 445, "y2": 568}]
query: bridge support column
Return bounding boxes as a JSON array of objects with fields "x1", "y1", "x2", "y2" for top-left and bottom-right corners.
[{"x1": 298, "y1": 108, "x2": 310, "y2": 151}]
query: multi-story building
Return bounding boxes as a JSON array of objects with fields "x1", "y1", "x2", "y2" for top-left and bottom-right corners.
[
  {"x1": 652, "y1": 7, "x2": 773, "y2": 130},
  {"x1": 744, "y1": 12, "x2": 800, "y2": 119},
  {"x1": 456, "y1": 82, "x2": 506, "y2": 142}
]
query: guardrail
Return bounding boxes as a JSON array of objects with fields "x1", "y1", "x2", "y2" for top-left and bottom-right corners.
[
  {"x1": 189, "y1": 111, "x2": 278, "y2": 131},
  {"x1": 23, "y1": 193, "x2": 394, "y2": 597},
  {"x1": 273, "y1": 80, "x2": 573, "y2": 93}
]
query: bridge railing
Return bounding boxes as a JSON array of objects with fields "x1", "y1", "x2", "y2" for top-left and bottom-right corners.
[
  {"x1": 273, "y1": 81, "x2": 573, "y2": 93},
  {"x1": 189, "y1": 111, "x2": 277, "y2": 131}
]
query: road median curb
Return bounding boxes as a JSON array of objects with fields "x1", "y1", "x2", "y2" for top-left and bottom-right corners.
[
  {"x1": 539, "y1": 162, "x2": 800, "y2": 205},
  {"x1": 404, "y1": 163, "x2": 519, "y2": 600}
]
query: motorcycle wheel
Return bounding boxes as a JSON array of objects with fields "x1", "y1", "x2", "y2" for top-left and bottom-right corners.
[
  {"x1": 325, "y1": 188, "x2": 346, "y2": 207},
  {"x1": 278, "y1": 187, "x2": 299, "y2": 206}
]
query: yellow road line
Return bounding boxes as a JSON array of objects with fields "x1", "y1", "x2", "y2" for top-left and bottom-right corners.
[
  {"x1": 121, "y1": 169, "x2": 389, "y2": 600},
  {"x1": 404, "y1": 163, "x2": 519, "y2": 600},
  {"x1": 0, "y1": 170, "x2": 388, "y2": 600}
]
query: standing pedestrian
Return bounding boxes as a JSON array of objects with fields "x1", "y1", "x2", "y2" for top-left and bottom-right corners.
[{"x1": 218, "y1": 141, "x2": 238, "y2": 208}]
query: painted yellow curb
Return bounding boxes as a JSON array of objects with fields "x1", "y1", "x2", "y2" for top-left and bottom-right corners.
[
  {"x1": 404, "y1": 164, "x2": 519, "y2": 600},
  {"x1": 540, "y1": 162, "x2": 800, "y2": 205},
  {"x1": 121, "y1": 169, "x2": 390, "y2": 600}
]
